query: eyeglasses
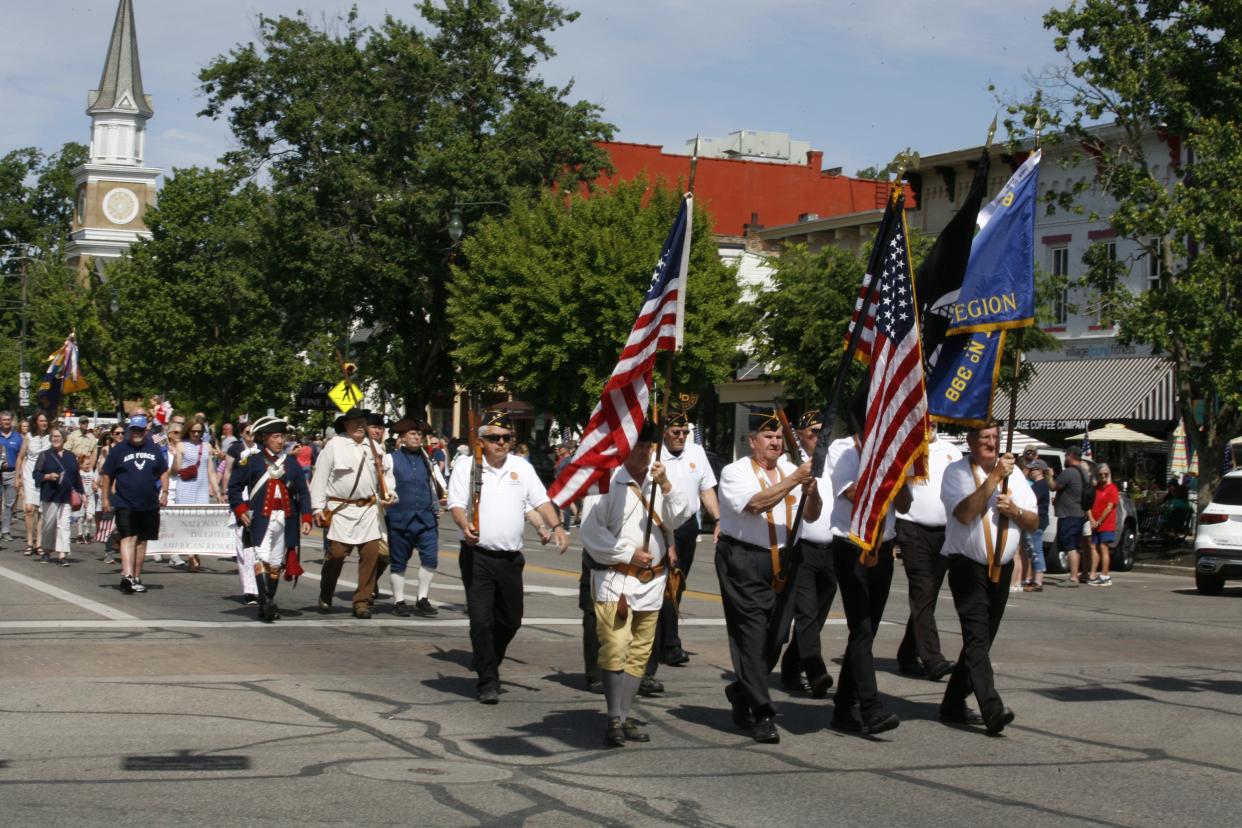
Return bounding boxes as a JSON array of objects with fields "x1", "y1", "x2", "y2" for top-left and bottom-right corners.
[{"x1": 481, "y1": 434, "x2": 514, "y2": 444}]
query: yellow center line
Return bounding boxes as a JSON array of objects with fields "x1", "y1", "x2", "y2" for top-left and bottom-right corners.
[{"x1": 439, "y1": 547, "x2": 724, "y2": 604}]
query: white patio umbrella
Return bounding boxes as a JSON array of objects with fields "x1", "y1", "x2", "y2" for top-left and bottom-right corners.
[{"x1": 1068, "y1": 423, "x2": 1162, "y2": 444}]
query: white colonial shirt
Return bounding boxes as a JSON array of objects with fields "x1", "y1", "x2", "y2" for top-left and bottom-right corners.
[
  {"x1": 580, "y1": 465, "x2": 693, "y2": 611},
  {"x1": 310, "y1": 435, "x2": 397, "y2": 545}
]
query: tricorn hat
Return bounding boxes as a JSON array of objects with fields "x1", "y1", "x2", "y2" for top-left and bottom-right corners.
[
  {"x1": 480, "y1": 409, "x2": 514, "y2": 431},
  {"x1": 366, "y1": 411, "x2": 385, "y2": 427},
  {"x1": 251, "y1": 416, "x2": 289, "y2": 437}
]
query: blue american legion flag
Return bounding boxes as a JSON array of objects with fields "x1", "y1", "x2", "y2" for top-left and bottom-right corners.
[
  {"x1": 847, "y1": 191, "x2": 930, "y2": 556},
  {"x1": 549, "y1": 194, "x2": 693, "y2": 507}
]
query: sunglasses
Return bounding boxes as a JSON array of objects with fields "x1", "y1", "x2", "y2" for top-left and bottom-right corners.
[
  {"x1": 482, "y1": 434, "x2": 514, "y2": 444},
  {"x1": 190, "y1": 429, "x2": 203, "y2": 435},
  {"x1": 667, "y1": 429, "x2": 689, "y2": 437}
]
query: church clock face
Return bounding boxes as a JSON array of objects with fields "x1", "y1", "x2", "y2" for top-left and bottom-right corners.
[{"x1": 103, "y1": 187, "x2": 140, "y2": 225}]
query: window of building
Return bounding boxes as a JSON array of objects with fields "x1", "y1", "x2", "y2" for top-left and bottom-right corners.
[
  {"x1": 1050, "y1": 246, "x2": 1070, "y2": 326},
  {"x1": 1147, "y1": 237, "x2": 1166, "y2": 292}
]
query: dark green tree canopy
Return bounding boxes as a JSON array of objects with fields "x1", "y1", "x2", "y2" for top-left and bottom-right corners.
[
  {"x1": 448, "y1": 179, "x2": 742, "y2": 426},
  {"x1": 197, "y1": 1, "x2": 614, "y2": 411}
]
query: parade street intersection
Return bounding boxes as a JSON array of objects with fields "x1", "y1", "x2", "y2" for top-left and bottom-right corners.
[{"x1": 1, "y1": 518, "x2": 1240, "y2": 827}]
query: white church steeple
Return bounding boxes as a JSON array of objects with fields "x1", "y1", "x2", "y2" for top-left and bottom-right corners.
[{"x1": 66, "y1": 0, "x2": 161, "y2": 274}]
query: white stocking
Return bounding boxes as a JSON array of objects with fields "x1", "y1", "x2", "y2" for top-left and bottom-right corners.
[
  {"x1": 389, "y1": 572, "x2": 406, "y2": 603},
  {"x1": 417, "y1": 568, "x2": 435, "y2": 600}
]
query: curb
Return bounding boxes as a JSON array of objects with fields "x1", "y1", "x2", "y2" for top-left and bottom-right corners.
[{"x1": 1132, "y1": 561, "x2": 1194, "y2": 577}]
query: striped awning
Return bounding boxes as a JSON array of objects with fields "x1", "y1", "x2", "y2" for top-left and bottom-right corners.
[{"x1": 1014, "y1": 356, "x2": 1176, "y2": 425}]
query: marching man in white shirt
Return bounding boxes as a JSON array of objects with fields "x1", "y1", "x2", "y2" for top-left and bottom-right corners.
[
  {"x1": 715, "y1": 407, "x2": 822, "y2": 744},
  {"x1": 581, "y1": 421, "x2": 694, "y2": 747},
  {"x1": 448, "y1": 410, "x2": 568, "y2": 704},
  {"x1": 894, "y1": 422, "x2": 961, "y2": 681},
  {"x1": 938, "y1": 420, "x2": 1037, "y2": 735}
]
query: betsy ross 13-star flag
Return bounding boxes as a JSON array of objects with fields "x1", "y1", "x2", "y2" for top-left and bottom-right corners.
[
  {"x1": 548, "y1": 193, "x2": 693, "y2": 507},
  {"x1": 845, "y1": 191, "x2": 930, "y2": 558}
]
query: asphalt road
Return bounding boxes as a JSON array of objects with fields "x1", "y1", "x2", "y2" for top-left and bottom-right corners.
[{"x1": 1, "y1": 516, "x2": 1241, "y2": 827}]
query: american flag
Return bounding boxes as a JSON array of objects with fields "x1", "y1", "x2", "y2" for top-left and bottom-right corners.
[
  {"x1": 1081, "y1": 434, "x2": 1094, "y2": 462},
  {"x1": 548, "y1": 194, "x2": 693, "y2": 507},
  {"x1": 847, "y1": 192, "x2": 930, "y2": 557}
]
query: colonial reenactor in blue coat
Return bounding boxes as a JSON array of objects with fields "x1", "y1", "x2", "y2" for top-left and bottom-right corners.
[
  {"x1": 228, "y1": 416, "x2": 312, "y2": 622},
  {"x1": 385, "y1": 417, "x2": 444, "y2": 617}
]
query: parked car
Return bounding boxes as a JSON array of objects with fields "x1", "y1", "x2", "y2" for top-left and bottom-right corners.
[
  {"x1": 1033, "y1": 450, "x2": 1139, "y2": 573},
  {"x1": 1193, "y1": 470, "x2": 1242, "y2": 595}
]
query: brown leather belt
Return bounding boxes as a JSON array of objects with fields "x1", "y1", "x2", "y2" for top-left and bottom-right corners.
[
  {"x1": 609, "y1": 562, "x2": 666, "y2": 583},
  {"x1": 328, "y1": 495, "x2": 376, "y2": 507}
]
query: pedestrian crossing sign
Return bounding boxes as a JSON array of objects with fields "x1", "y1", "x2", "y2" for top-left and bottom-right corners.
[{"x1": 328, "y1": 381, "x2": 364, "y2": 413}]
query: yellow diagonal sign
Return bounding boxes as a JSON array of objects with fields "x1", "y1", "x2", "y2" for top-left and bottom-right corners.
[{"x1": 328, "y1": 381, "x2": 364, "y2": 413}]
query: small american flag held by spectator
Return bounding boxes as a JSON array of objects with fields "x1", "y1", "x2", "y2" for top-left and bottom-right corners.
[
  {"x1": 94, "y1": 511, "x2": 115, "y2": 544},
  {"x1": 548, "y1": 194, "x2": 693, "y2": 507}
]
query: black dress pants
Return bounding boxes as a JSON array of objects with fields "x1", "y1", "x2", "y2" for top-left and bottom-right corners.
[
  {"x1": 895, "y1": 520, "x2": 949, "y2": 668},
  {"x1": 788, "y1": 540, "x2": 838, "y2": 682},
  {"x1": 647, "y1": 517, "x2": 700, "y2": 675},
  {"x1": 715, "y1": 536, "x2": 783, "y2": 719},
  {"x1": 579, "y1": 555, "x2": 600, "y2": 683},
  {"x1": 833, "y1": 537, "x2": 895, "y2": 717},
  {"x1": 942, "y1": 555, "x2": 1013, "y2": 720},
  {"x1": 459, "y1": 543, "x2": 525, "y2": 691}
]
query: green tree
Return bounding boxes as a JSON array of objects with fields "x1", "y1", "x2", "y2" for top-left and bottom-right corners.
[
  {"x1": 447, "y1": 179, "x2": 742, "y2": 427},
  {"x1": 197, "y1": 1, "x2": 613, "y2": 413},
  {"x1": 0, "y1": 142, "x2": 89, "y2": 410},
  {"x1": 1012, "y1": 0, "x2": 1242, "y2": 503},
  {"x1": 106, "y1": 167, "x2": 335, "y2": 421}
]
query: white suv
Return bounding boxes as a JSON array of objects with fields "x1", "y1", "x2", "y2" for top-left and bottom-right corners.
[{"x1": 1193, "y1": 470, "x2": 1242, "y2": 595}]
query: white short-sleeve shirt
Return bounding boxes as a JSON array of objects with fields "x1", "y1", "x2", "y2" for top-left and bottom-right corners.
[
  {"x1": 717, "y1": 456, "x2": 801, "y2": 549},
  {"x1": 940, "y1": 457, "x2": 1037, "y2": 565},
  {"x1": 447, "y1": 452, "x2": 549, "y2": 551},
  {"x1": 661, "y1": 441, "x2": 717, "y2": 516},
  {"x1": 898, "y1": 435, "x2": 963, "y2": 528}
]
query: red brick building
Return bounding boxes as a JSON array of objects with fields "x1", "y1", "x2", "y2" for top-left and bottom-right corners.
[{"x1": 596, "y1": 140, "x2": 892, "y2": 238}]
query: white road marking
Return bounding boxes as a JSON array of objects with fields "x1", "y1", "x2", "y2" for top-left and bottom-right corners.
[
  {"x1": 0, "y1": 564, "x2": 139, "y2": 621},
  {"x1": 297, "y1": 570, "x2": 579, "y2": 597},
  {"x1": 0, "y1": 617, "x2": 859, "y2": 631}
]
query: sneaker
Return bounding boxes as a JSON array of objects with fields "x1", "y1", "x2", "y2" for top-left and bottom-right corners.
[
  {"x1": 1087, "y1": 577, "x2": 1105, "y2": 586},
  {"x1": 103, "y1": 555, "x2": 117, "y2": 565},
  {"x1": 169, "y1": 556, "x2": 186, "y2": 568},
  {"x1": 120, "y1": 576, "x2": 135, "y2": 594},
  {"x1": 38, "y1": 552, "x2": 51, "y2": 563},
  {"x1": 414, "y1": 598, "x2": 438, "y2": 617},
  {"x1": 1099, "y1": 575, "x2": 1113, "y2": 585},
  {"x1": 1009, "y1": 585, "x2": 1023, "y2": 593},
  {"x1": 130, "y1": 579, "x2": 148, "y2": 593}
]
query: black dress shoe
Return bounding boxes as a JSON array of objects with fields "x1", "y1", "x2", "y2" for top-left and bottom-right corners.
[
  {"x1": 605, "y1": 718, "x2": 626, "y2": 747},
  {"x1": 926, "y1": 660, "x2": 955, "y2": 682},
  {"x1": 939, "y1": 706, "x2": 985, "y2": 726},
  {"x1": 414, "y1": 598, "x2": 439, "y2": 617},
  {"x1": 897, "y1": 661, "x2": 926, "y2": 677},
  {"x1": 392, "y1": 601, "x2": 411, "y2": 617},
  {"x1": 586, "y1": 679, "x2": 604, "y2": 694},
  {"x1": 661, "y1": 647, "x2": 690, "y2": 666},
  {"x1": 479, "y1": 685, "x2": 500, "y2": 705},
  {"x1": 753, "y1": 716, "x2": 780, "y2": 744},
  {"x1": 621, "y1": 719, "x2": 650, "y2": 743},
  {"x1": 317, "y1": 598, "x2": 332, "y2": 614},
  {"x1": 725, "y1": 683, "x2": 756, "y2": 730},
  {"x1": 638, "y1": 676, "x2": 664, "y2": 696},
  {"x1": 810, "y1": 674, "x2": 834, "y2": 698},
  {"x1": 830, "y1": 709, "x2": 862, "y2": 733},
  {"x1": 861, "y1": 710, "x2": 900, "y2": 735},
  {"x1": 985, "y1": 706, "x2": 1015, "y2": 735},
  {"x1": 781, "y1": 676, "x2": 812, "y2": 694},
  {"x1": 352, "y1": 606, "x2": 372, "y2": 619}
]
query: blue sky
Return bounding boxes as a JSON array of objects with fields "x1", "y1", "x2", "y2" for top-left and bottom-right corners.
[{"x1": 3, "y1": 0, "x2": 1064, "y2": 178}]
